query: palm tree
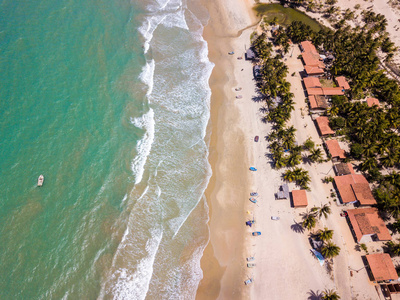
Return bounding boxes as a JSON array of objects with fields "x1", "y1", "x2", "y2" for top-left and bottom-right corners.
[
  {"x1": 386, "y1": 240, "x2": 400, "y2": 256},
  {"x1": 301, "y1": 211, "x2": 317, "y2": 231},
  {"x1": 303, "y1": 137, "x2": 315, "y2": 151},
  {"x1": 318, "y1": 227, "x2": 334, "y2": 242},
  {"x1": 308, "y1": 148, "x2": 323, "y2": 163},
  {"x1": 322, "y1": 289, "x2": 340, "y2": 300},
  {"x1": 321, "y1": 241, "x2": 341, "y2": 259},
  {"x1": 311, "y1": 204, "x2": 332, "y2": 219}
]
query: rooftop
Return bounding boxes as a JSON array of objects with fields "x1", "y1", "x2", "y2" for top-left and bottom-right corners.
[
  {"x1": 366, "y1": 253, "x2": 397, "y2": 282},
  {"x1": 300, "y1": 41, "x2": 318, "y2": 54},
  {"x1": 325, "y1": 139, "x2": 346, "y2": 159},
  {"x1": 309, "y1": 95, "x2": 328, "y2": 110},
  {"x1": 303, "y1": 77, "x2": 322, "y2": 89},
  {"x1": 301, "y1": 52, "x2": 325, "y2": 68},
  {"x1": 367, "y1": 98, "x2": 380, "y2": 107},
  {"x1": 306, "y1": 87, "x2": 344, "y2": 96},
  {"x1": 351, "y1": 183, "x2": 377, "y2": 206},
  {"x1": 335, "y1": 76, "x2": 350, "y2": 90},
  {"x1": 292, "y1": 190, "x2": 308, "y2": 207},
  {"x1": 334, "y1": 174, "x2": 377, "y2": 205},
  {"x1": 304, "y1": 66, "x2": 324, "y2": 76},
  {"x1": 315, "y1": 116, "x2": 335, "y2": 136},
  {"x1": 334, "y1": 163, "x2": 355, "y2": 176},
  {"x1": 347, "y1": 208, "x2": 391, "y2": 242}
]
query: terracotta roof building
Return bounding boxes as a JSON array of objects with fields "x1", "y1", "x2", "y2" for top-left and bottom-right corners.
[
  {"x1": 367, "y1": 98, "x2": 380, "y2": 107},
  {"x1": 300, "y1": 41, "x2": 318, "y2": 54},
  {"x1": 366, "y1": 253, "x2": 398, "y2": 282},
  {"x1": 302, "y1": 52, "x2": 325, "y2": 68},
  {"x1": 335, "y1": 76, "x2": 350, "y2": 90},
  {"x1": 347, "y1": 208, "x2": 391, "y2": 243},
  {"x1": 303, "y1": 77, "x2": 322, "y2": 89},
  {"x1": 306, "y1": 87, "x2": 345, "y2": 96},
  {"x1": 300, "y1": 41, "x2": 325, "y2": 68},
  {"x1": 333, "y1": 163, "x2": 355, "y2": 176},
  {"x1": 315, "y1": 116, "x2": 335, "y2": 136},
  {"x1": 291, "y1": 190, "x2": 308, "y2": 207},
  {"x1": 309, "y1": 95, "x2": 328, "y2": 110},
  {"x1": 334, "y1": 174, "x2": 377, "y2": 205},
  {"x1": 304, "y1": 65, "x2": 324, "y2": 76},
  {"x1": 325, "y1": 139, "x2": 346, "y2": 161}
]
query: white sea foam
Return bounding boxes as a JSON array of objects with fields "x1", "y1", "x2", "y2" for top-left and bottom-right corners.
[
  {"x1": 138, "y1": 59, "x2": 155, "y2": 98},
  {"x1": 130, "y1": 109, "x2": 155, "y2": 184},
  {"x1": 103, "y1": 0, "x2": 214, "y2": 298},
  {"x1": 111, "y1": 228, "x2": 163, "y2": 300}
]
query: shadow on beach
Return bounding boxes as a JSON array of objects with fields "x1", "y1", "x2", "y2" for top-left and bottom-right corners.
[{"x1": 307, "y1": 289, "x2": 322, "y2": 300}]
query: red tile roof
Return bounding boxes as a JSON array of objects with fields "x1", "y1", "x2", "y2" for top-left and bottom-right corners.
[
  {"x1": 325, "y1": 139, "x2": 346, "y2": 159},
  {"x1": 300, "y1": 41, "x2": 318, "y2": 54},
  {"x1": 292, "y1": 190, "x2": 308, "y2": 207},
  {"x1": 304, "y1": 66, "x2": 324, "y2": 75},
  {"x1": 302, "y1": 52, "x2": 325, "y2": 68},
  {"x1": 367, "y1": 98, "x2": 380, "y2": 107},
  {"x1": 334, "y1": 174, "x2": 377, "y2": 205},
  {"x1": 347, "y1": 208, "x2": 391, "y2": 243},
  {"x1": 335, "y1": 76, "x2": 350, "y2": 90},
  {"x1": 366, "y1": 253, "x2": 397, "y2": 281},
  {"x1": 309, "y1": 95, "x2": 328, "y2": 110},
  {"x1": 351, "y1": 183, "x2": 377, "y2": 206},
  {"x1": 306, "y1": 87, "x2": 344, "y2": 96},
  {"x1": 303, "y1": 77, "x2": 322, "y2": 89},
  {"x1": 321, "y1": 87, "x2": 345, "y2": 95},
  {"x1": 315, "y1": 116, "x2": 335, "y2": 136}
]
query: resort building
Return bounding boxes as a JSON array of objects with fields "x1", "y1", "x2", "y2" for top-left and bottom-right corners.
[
  {"x1": 300, "y1": 41, "x2": 325, "y2": 69},
  {"x1": 306, "y1": 87, "x2": 345, "y2": 96},
  {"x1": 303, "y1": 77, "x2": 321, "y2": 89},
  {"x1": 365, "y1": 253, "x2": 398, "y2": 283},
  {"x1": 315, "y1": 116, "x2": 335, "y2": 136},
  {"x1": 334, "y1": 174, "x2": 377, "y2": 205},
  {"x1": 300, "y1": 41, "x2": 318, "y2": 53},
  {"x1": 366, "y1": 97, "x2": 380, "y2": 107},
  {"x1": 304, "y1": 65, "x2": 324, "y2": 77},
  {"x1": 291, "y1": 190, "x2": 308, "y2": 207},
  {"x1": 347, "y1": 208, "x2": 391, "y2": 243},
  {"x1": 325, "y1": 139, "x2": 346, "y2": 162},
  {"x1": 308, "y1": 95, "x2": 328, "y2": 112},
  {"x1": 335, "y1": 76, "x2": 350, "y2": 90},
  {"x1": 333, "y1": 163, "x2": 355, "y2": 176},
  {"x1": 277, "y1": 184, "x2": 290, "y2": 200}
]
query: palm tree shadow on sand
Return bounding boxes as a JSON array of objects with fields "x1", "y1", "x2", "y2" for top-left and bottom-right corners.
[
  {"x1": 307, "y1": 289, "x2": 322, "y2": 300},
  {"x1": 291, "y1": 220, "x2": 305, "y2": 233}
]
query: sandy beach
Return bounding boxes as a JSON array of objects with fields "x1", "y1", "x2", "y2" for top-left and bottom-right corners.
[{"x1": 197, "y1": 0, "x2": 400, "y2": 299}]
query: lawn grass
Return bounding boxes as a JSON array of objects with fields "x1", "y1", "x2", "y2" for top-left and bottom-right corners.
[{"x1": 253, "y1": 3, "x2": 323, "y2": 32}]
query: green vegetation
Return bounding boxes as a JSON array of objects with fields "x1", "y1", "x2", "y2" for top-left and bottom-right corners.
[
  {"x1": 283, "y1": 167, "x2": 311, "y2": 189},
  {"x1": 301, "y1": 210, "x2": 317, "y2": 230},
  {"x1": 322, "y1": 289, "x2": 341, "y2": 300},
  {"x1": 273, "y1": 14, "x2": 400, "y2": 218},
  {"x1": 321, "y1": 241, "x2": 341, "y2": 259},
  {"x1": 318, "y1": 227, "x2": 334, "y2": 242},
  {"x1": 253, "y1": 4, "x2": 323, "y2": 32},
  {"x1": 386, "y1": 240, "x2": 400, "y2": 256},
  {"x1": 311, "y1": 204, "x2": 332, "y2": 219}
]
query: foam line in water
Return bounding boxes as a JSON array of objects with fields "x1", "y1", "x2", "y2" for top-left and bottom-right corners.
[
  {"x1": 111, "y1": 228, "x2": 163, "y2": 300},
  {"x1": 130, "y1": 109, "x2": 155, "y2": 184},
  {"x1": 138, "y1": 59, "x2": 155, "y2": 98}
]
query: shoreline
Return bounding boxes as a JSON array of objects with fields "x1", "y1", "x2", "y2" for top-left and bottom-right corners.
[{"x1": 196, "y1": 0, "x2": 258, "y2": 298}]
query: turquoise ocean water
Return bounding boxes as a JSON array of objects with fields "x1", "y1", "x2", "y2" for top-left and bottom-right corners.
[{"x1": 0, "y1": 0, "x2": 212, "y2": 298}]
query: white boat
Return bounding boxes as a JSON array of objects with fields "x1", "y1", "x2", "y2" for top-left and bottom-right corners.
[{"x1": 38, "y1": 175, "x2": 44, "y2": 187}]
